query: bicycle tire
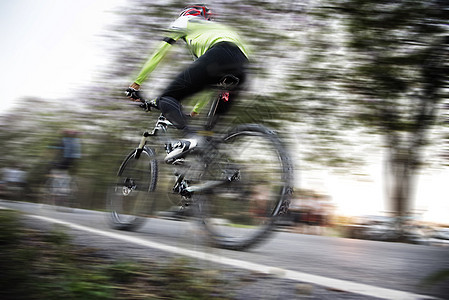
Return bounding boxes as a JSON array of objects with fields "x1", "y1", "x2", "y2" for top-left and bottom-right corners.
[
  {"x1": 199, "y1": 124, "x2": 293, "y2": 250},
  {"x1": 107, "y1": 146, "x2": 158, "y2": 231}
]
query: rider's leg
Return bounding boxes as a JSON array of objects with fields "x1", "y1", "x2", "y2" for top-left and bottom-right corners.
[
  {"x1": 158, "y1": 42, "x2": 248, "y2": 163},
  {"x1": 158, "y1": 96, "x2": 190, "y2": 132},
  {"x1": 158, "y1": 53, "x2": 210, "y2": 134},
  {"x1": 159, "y1": 42, "x2": 248, "y2": 125}
]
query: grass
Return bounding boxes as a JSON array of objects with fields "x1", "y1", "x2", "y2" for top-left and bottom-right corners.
[{"x1": 0, "y1": 209, "x2": 234, "y2": 299}]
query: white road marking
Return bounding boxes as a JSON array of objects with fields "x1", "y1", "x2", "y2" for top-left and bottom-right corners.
[{"x1": 18, "y1": 213, "x2": 437, "y2": 300}]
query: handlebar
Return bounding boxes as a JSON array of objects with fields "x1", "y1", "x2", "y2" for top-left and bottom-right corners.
[
  {"x1": 139, "y1": 98, "x2": 158, "y2": 111},
  {"x1": 125, "y1": 88, "x2": 158, "y2": 111}
]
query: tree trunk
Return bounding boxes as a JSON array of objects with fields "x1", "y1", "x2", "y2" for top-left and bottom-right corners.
[
  {"x1": 390, "y1": 153, "x2": 412, "y2": 218},
  {"x1": 385, "y1": 140, "x2": 418, "y2": 241}
]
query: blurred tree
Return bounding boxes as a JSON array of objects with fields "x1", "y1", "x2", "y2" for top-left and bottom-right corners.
[{"x1": 330, "y1": 0, "x2": 448, "y2": 219}]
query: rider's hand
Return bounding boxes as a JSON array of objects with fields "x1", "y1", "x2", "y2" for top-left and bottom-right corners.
[
  {"x1": 190, "y1": 111, "x2": 199, "y2": 117},
  {"x1": 125, "y1": 87, "x2": 142, "y2": 100},
  {"x1": 125, "y1": 83, "x2": 142, "y2": 100}
]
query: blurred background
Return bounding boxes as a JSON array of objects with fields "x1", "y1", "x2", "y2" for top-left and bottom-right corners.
[{"x1": 0, "y1": 0, "x2": 448, "y2": 243}]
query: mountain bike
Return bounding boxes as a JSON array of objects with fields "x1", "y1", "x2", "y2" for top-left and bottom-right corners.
[{"x1": 107, "y1": 79, "x2": 294, "y2": 250}]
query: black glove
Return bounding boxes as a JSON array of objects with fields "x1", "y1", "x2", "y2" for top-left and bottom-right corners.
[{"x1": 125, "y1": 87, "x2": 142, "y2": 100}]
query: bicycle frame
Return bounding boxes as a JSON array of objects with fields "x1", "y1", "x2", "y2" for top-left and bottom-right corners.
[{"x1": 133, "y1": 92, "x2": 236, "y2": 196}]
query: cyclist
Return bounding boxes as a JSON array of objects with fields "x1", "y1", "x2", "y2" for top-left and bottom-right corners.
[{"x1": 126, "y1": 4, "x2": 249, "y2": 163}]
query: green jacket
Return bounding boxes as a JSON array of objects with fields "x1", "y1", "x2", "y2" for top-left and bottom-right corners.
[{"x1": 134, "y1": 16, "x2": 249, "y2": 85}]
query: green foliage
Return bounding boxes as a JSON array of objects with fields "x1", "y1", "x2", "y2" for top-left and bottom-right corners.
[
  {"x1": 0, "y1": 209, "x2": 23, "y2": 244},
  {"x1": 0, "y1": 210, "x2": 234, "y2": 299},
  {"x1": 0, "y1": 210, "x2": 114, "y2": 299}
]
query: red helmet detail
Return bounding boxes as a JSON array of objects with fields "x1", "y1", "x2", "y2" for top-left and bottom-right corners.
[{"x1": 180, "y1": 4, "x2": 213, "y2": 20}]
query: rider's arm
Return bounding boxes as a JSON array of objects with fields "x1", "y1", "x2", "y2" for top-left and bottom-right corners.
[
  {"x1": 134, "y1": 37, "x2": 177, "y2": 85},
  {"x1": 133, "y1": 17, "x2": 189, "y2": 86}
]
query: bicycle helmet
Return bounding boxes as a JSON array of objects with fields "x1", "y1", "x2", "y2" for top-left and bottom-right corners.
[{"x1": 179, "y1": 4, "x2": 213, "y2": 20}]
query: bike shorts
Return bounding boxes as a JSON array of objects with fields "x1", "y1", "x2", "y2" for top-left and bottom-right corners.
[{"x1": 161, "y1": 41, "x2": 249, "y2": 109}]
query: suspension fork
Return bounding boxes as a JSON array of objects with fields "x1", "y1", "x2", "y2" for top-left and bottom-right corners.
[
  {"x1": 134, "y1": 115, "x2": 171, "y2": 159},
  {"x1": 135, "y1": 131, "x2": 151, "y2": 159}
]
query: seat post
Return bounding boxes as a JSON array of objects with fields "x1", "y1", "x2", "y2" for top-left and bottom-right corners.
[{"x1": 204, "y1": 74, "x2": 239, "y2": 131}]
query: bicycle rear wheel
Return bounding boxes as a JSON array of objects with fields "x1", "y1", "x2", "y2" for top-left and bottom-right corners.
[
  {"x1": 199, "y1": 124, "x2": 293, "y2": 250},
  {"x1": 108, "y1": 147, "x2": 158, "y2": 231}
]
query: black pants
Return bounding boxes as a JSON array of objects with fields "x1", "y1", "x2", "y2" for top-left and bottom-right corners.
[{"x1": 158, "y1": 42, "x2": 248, "y2": 131}]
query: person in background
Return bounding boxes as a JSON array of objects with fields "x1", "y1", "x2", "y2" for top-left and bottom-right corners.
[{"x1": 49, "y1": 130, "x2": 82, "y2": 174}]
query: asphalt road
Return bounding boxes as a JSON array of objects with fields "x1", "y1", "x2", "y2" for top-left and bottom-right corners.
[{"x1": 1, "y1": 199, "x2": 448, "y2": 300}]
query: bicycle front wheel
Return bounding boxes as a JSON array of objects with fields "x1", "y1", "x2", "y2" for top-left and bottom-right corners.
[
  {"x1": 108, "y1": 147, "x2": 158, "y2": 231},
  {"x1": 200, "y1": 124, "x2": 293, "y2": 250}
]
